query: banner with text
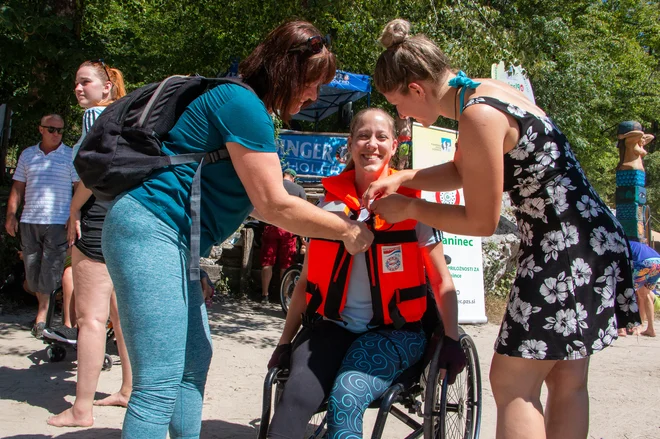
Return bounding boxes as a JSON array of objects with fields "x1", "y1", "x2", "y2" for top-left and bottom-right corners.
[
  {"x1": 412, "y1": 123, "x2": 488, "y2": 324},
  {"x1": 277, "y1": 131, "x2": 348, "y2": 178}
]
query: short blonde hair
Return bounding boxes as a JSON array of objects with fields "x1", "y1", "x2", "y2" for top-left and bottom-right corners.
[{"x1": 374, "y1": 19, "x2": 452, "y2": 94}]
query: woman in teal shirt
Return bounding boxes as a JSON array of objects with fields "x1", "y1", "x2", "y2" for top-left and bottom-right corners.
[{"x1": 102, "y1": 21, "x2": 374, "y2": 439}]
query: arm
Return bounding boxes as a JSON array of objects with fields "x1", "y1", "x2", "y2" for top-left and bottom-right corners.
[
  {"x1": 362, "y1": 161, "x2": 463, "y2": 207},
  {"x1": 398, "y1": 161, "x2": 464, "y2": 192},
  {"x1": 277, "y1": 253, "x2": 310, "y2": 345},
  {"x1": 226, "y1": 142, "x2": 373, "y2": 255},
  {"x1": 422, "y1": 241, "x2": 459, "y2": 340},
  {"x1": 372, "y1": 106, "x2": 507, "y2": 236},
  {"x1": 4, "y1": 180, "x2": 25, "y2": 237},
  {"x1": 67, "y1": 182, "x2": 93, "y2": 245}
]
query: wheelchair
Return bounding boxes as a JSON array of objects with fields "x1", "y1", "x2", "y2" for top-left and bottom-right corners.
[
  {"x1": 280, "y1": 263, "x2": 302, "y2": 315},
  {"x1": 258, "y1": 302, "x2": 482, "y2": 438}
]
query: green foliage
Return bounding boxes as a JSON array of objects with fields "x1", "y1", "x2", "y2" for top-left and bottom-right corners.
[{"x1": 1, "y1": 0, "x2": 659, "y2": 214}]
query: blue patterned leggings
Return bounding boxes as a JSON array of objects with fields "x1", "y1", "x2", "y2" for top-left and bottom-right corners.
[
  {"x1": 268, "y1": 320, "x2": 426, "y2": 439},
  {"x1": 327, "y1": 330, "x2": 426, "y2": 439}
]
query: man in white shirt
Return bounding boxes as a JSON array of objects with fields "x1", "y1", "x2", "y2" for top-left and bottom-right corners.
[{"x1": 4, "y1": 114, "x2": 79, "y2": 338}]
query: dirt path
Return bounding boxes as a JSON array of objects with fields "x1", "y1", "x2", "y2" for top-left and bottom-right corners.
[{"x1": 0, "y1": 299, "x2": 658, "y2": 438}]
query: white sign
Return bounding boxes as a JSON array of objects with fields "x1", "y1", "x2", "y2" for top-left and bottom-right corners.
[
  {"x1": 491, "y1": 61, "x2": 536, "y2": 104},
  {"x1": 412, "y1": 123, "x2": 488, "y2": 324}
]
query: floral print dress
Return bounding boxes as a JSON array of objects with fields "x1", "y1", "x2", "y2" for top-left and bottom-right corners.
[{"x1": 463, "y1": 96, "x2": 639, "y2": 360}]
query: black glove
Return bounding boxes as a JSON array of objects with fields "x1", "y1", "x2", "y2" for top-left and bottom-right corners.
[
  {"x1": 267, "y1": 343, "x2": 292, "y2": 370},
  {"x1": 437, "y1": 335, "x2": 467, "y2": 385}
]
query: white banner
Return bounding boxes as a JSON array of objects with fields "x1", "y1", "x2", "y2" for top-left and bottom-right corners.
[
  {"x1": 412, "y1": 123, "x2": 487, "y2": 324},
  {"x1": 491, "y1": 61, "x2": 536, "y2": 104}
]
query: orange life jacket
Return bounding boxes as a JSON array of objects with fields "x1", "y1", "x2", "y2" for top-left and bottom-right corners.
[{"x1": 305, "y1": 169, "x2": 427, "y2": 329}]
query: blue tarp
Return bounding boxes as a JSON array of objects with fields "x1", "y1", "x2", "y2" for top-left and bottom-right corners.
[{"x1": 292, "y1": 70, "x2": 371, "y2": 123}]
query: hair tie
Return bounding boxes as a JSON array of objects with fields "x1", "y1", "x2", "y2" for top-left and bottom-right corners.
[{"x1": 448, "y1": 71, "x2": 481, "y2": 89}]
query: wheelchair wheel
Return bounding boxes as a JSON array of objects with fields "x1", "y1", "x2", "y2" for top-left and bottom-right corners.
[
  {"x1": 280, "y1": 264, "x2": 302, "y2": 316},
  {"x1": 274, "y1": 378, "x2": 327, "y2": 438},
  {"x1": 423, "y1": 327, "x2": 482, "y2": 439}
]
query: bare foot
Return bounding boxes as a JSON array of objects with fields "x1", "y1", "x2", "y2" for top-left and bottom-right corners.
[
  {"x1": 47, "y1": 407, "x2": 94, "y2": 427},
  {"x1": 94, "y1": 392, "x2": 130, "y2": 407},
  {"x1": 617, "y1": 328, "x2": 627, "y2": 337},
  {"x1": 641, "y1": 329, "x2": 656, "y2": 337}
]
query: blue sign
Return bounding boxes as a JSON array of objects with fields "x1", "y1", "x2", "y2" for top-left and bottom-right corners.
[{"x1": 278, "y1": 132, "x2": 348, "y2": 178}]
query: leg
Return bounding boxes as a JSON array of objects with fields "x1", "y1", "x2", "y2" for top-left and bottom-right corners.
[
  {"x1": 95, "y1": 290, "x2": 133, "y2": 406},
  {"x1": 490, "y1": 353, "x2": 556, "y2": 439},
  {"x1": 544, "y1": 358, "x2": 590, "y2": 439},
  {"x1": 170, "y1": 281, "x2": 213, "y2": 439},
  {"x1": 638, "y1": 286, "x2": 656, "y2": 337},
  {"x1": 260, "y1": 226, "x2": 278, "y2": 301},
  {"x1": 34, "y1": 292, "x2": 50, "y2": 328},
  {"x1": 268, "y1": 321, "x2": 358, "y2": 439},
  {"x1": 636, "y1": 290, "x2": 648, "y2": 325},
  {"x1": 261, "y1": 265, "x2": 274, "y2": 299},
  {"x1": 47, "y1": 247, "x2": 114, "y2": 427},
  {"x1": 19, "y1": 223, "x2": 48, "y2": 326},
  {"x1": 61, "y1": 264, "x2": 75, "y2": 327},
  {"x1": 326, "y1": 330, "x2": 426, "y2": 439},
  {"x1": 103, "y1": 195, "x2": 211, "y2": 439}
]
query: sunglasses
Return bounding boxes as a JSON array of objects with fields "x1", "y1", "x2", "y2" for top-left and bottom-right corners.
[
  {"x1": 91, "y1": 58, "x2": 111, "y2": 80},
  {"x1": 40, "y1": 125, "x2": 64, "y2": 134},
  {"x1": 289, "y1": 35, "x2": 331, "y2": 54}
]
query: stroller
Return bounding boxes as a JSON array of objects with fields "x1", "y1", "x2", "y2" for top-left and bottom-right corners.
[{"x1": 41, "y1": 286, "x2": 115, "y2": 371}]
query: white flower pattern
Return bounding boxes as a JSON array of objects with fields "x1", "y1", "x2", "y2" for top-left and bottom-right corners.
[{"x1": 464, "y1": 95, "x2": 638, "y2": 361}]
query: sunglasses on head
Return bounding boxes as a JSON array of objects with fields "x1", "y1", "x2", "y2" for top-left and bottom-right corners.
[
  {"x1": 289, "y1": 34, "x2": 331, "y2": 54},
  {"x1": 91, "y1": 58, "x2": 111, "y2": 80},
  {"x1": 41, "y1": 125, "x2": 64, "y2": 134}
]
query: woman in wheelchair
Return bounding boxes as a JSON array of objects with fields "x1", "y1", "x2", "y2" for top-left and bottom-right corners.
[{"x1": 266, "y1": 108, "x2": 467, "y2": 439}]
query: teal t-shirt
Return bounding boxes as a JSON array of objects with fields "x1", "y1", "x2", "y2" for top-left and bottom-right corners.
[{"x1": 128, "y1": 83, "x2": 277, "y2": 255}]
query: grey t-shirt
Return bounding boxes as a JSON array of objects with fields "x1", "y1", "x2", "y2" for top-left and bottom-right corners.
[
  {"x1": 317, "y1": 199, "x2": 442, "y2": 333},
  {"x1": 283, "y1": 179, "x2": 307, "y2": 200}
]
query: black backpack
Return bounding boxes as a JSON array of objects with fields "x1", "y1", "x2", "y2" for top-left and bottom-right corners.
[
  {"x1": 74, "y1": 75, "x2": 255, "y2": 280},
  {"x1": 74, "y1": 75, "x2": 253, "y2": 201}
]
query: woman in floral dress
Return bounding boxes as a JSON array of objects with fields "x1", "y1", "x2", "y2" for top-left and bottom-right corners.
[{"x1": 364, "y1": 19, "x2": 639, "y2": 439}]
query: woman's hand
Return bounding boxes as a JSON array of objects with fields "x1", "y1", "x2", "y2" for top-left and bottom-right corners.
[
  {"x1": 437, "y1": 335, "x2": 467, "y2": 385},
  {"x1": 370, "y1": 194, "x2": 416, "y2": 224},
  {"x1": 267, "y1": 343, "x2": 292, "y2": 370},
  {"x1": 362, "y1": 171, "x2": 406, "y2": 208},
  {"x1": 341, "y1": 220, "x2": 374, "y2": 255},
  {"x1": 67, "y1": 210, "x2": 82, "y2": 246}
]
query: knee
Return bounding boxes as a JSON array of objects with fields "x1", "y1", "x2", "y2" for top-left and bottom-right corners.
[
  {"x1": 545, "y1": 365, "x2": 588, "y2": 397},
  {"x1": 128, "y1": 385, "x2": 179, "y2": 423},
  {"x1": 489, "y1": 362, "x2": 539, "y2": 405}
]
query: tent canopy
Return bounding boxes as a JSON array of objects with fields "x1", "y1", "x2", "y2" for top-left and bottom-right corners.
[{"x1": 292, "y1": 70, "x2": 371, "y2": 123}]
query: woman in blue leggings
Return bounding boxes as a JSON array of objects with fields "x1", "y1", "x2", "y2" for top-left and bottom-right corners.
[
  {"x1": 267, "y1": 108, "x2": 466, "y2": 439},
  {"x1": 102, "y1": 21, "x2": 374, "y2": 439}
]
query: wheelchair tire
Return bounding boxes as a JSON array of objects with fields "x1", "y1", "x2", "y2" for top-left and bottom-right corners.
[
  {"x1": 279, "y1": 264, "x2": 302, "y2": 316},
  {"x1": 273, "y1": 378, "x2": 327, "y2": 438},
  {"x1": 423, "y1": 327, "x2": 482, "y2": 439}
]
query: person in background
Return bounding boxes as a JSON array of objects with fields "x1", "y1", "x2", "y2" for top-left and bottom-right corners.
[
  {"x1": 365, "y1": 18, "x2": 638, "y2": 439},
  {"x1": 4, "y1": 114, "x2": 77, "y2": 339},
  {"x1": 259, "y1": 168, "x2": 307, "y2": 304},
  {"x1": 624, "y1": 240, "x2": 658, "y2": 337},
  {"x1": 101, "y1": 21, "x2": 373, "y2": 439},
  {"x1": 47, "y1": 59, "x2": 132, "y2": 428}
]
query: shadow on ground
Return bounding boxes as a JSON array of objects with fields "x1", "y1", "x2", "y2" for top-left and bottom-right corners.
[
  {"x1": 2, "y1": 419, "x2": 258, "y2": 439},
  {"x1": 206, "y1": 299, "x2": 285, "y2": 349}
]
